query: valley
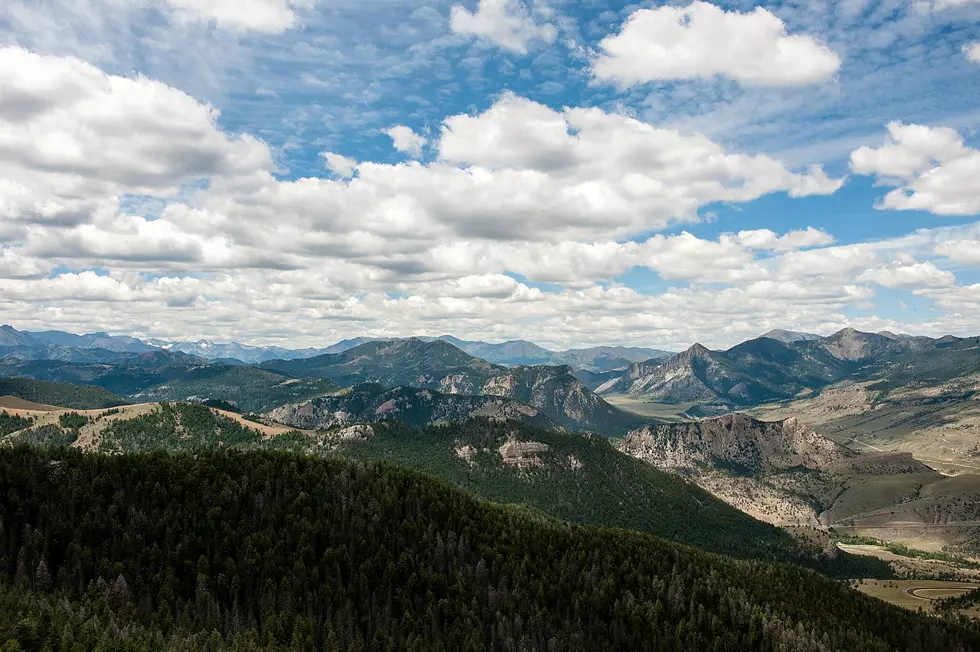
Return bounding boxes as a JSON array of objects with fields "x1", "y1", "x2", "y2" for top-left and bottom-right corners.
[{"x1": 2, "y1": 323, "x2": 980, "y2": 617}]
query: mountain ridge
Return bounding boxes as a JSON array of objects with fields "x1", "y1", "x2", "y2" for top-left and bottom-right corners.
[
  {"x1": 598, "y1": 328, "x2": 969, "y2": 410},
  {"x1": 260, "y1": 338, "x2": 644, "y2": 434}
]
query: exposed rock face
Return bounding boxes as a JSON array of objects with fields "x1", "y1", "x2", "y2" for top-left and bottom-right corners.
[
  {"x1": 619, "y1": 414, "x2": 852, "y2": 476},
  {"x1": 618, "y1": 414, "x2": 854, "y2": 527},
  {"x1": 328, "y1": 425, "x2": 374, "y2": 441},
  {"x1": 498, "y1": 438, "x2": 550, "y2": 468},
  {"x1": 455, "y1": 444, "x2": 478, "y2": 465},
  {"x1": 479, "y1": 365, "x2": 640, "y2": 434},
  {"x1": 598, "y1": 344, "x2": 736, "y2": 404}
]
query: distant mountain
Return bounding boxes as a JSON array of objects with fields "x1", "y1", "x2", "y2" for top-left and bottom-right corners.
[
  {"x1": 422, "y1": 336, "x2": 672, "y2": 371},
  {"x1": 0, "y1": 345, "x2": 130, "y2": 364},
  {"x1": 0, "y1": 350, "x2": 211, "y2": 397},
  {"x1": 1, "y1": 324, "x2": 673, "y2": 371},
  {"x1": 267, "y1": 384, "x2": 560, "y2": 431},
  {"x1": 761, "y1": 329, "x2": 822, "y2": 344},
  {"x1": 598, "y1": 328, "x2": 967, "y2": 410},
  {"x1": 0, "y1": 325, "x2": 39, "y2": 348},
  {"x1": 27, "y1": 330, "x2": 156, "y2": 353},
  {"x1": 147, "y1": 339, "x2": 331, "y2": 364},
  {"x1": 319, "y1": 337, "x2": 379, "y2": 355},
  {"x1": 260, "y1": 339, "x2": 644, "y2": 434}
]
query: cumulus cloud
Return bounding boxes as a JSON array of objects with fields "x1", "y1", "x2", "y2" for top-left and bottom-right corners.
[
  {"x1": 850, "y1": 122, "x2": 980, "y2": 215},
  {"x1": 426, "y1": 233, "x2": 767, "y2": 285},
  {"x1": 965, "y1": 42, "x2": 980, "y2": 64},
  {"x1": 935, "y1": 239, "x2": 980, "y2": 265},
  {"x1": 736, "y1": 227, "x2": 835, "y2": 252},
  {"x1": 0, "y1": 45, "x2": 273, "y2": 234},
  {"x1": 321, "y1": 152, "x2": 357, "y2": 179},
  {"x1": 384, "y1": 126, "x2": 428, "y2": 158},
  {"x1": 164, "y1": 0, "x2": 311, "y2": 33},
  {"x1": 858, "y1": 261, "x2": 956, "y2": 289},
  {"x1": 450, "y1": 0, "x2": 557, "y2": 54},
  {"x1": 592, "y1": 2, "x2": 841, "y2": 88},
  {"x1": 3, "y1": 48, "x2": 975, "y2": 350}
]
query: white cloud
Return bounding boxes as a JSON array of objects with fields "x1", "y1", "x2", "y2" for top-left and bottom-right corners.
[
  {"x1": 737, "y1": 227, "x2": 835, "y2": 252},
  {"x1": 778, "y1": 245, "x2": 878, "y2": 278},
  {"x1": 858, "y1": 261, "x2": 956, "y2": 289},
  {"x1": 427, "y1": 233, "x2": 767, "y2": 285},
  {"x1": 0, "y1": 45, "x2": 272, "y2": 234},
  {"x1": 850, "y1": 122, "x2": 980, "y2": 216},
  {"x1": 965, "y1": 42, "x2": 980, "y2": 64},
  {"x1": 320, "y1": 152, "x2": 357, "y2": 179},
  {"x1": 450, "y1": 0, "x2": 558, "y2": 54},
  {"x1": 4, "y1": 48, "x2": 977, "y2": 350},
  {"x1": 935, "y1": 239, "x2": 980, "y2": 265},
  {"x1": 164, "y1": 0, "x2": 311, "y2": 33},
  {"x1": 384, "y1": 126, "x2": 428, "y2": 158},
  {"x1": 917, "y1": 0, "x2": 980, "y2": 11},
  {"x1": 592, "y1": 2, "x2": 841, "y2": 88}
]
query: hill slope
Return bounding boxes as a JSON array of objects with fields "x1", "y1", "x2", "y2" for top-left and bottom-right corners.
[
  {"x1": 267, "y1": 383, "x2": 560, "y2": 431},
  {"x1": 132, "y1": 365, "x2": 339, "y2": 413},
  {"x1": 79, "y1": 407, "x2": 880, "y2": 574},
  {"x1": 261, "y1": 339, "x2": 643, "y2": 434},
  {"x1": 0, "y1": 447, "x2": 974, "y2": 651},
  {"x1": 0, "y1": 377, "x2": 127, "y2": 410},
  {"x1": 616, "y1": 413, "x2": 980, "y2": 556}
]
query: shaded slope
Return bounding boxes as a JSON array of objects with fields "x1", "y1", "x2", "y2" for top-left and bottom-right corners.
[
  {"x1": 86, "y1": 409, "x2": 885, "y2": 576},
  {"x1": 1, "y1": 447, "x2": 973, "y2": 650}
]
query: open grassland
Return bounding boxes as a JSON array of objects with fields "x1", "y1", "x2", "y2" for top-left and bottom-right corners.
[
  {"x1": 0, "y1": 398, "x2": 305, "y2": 450},
  {"x1": 839, "y1": 543, "x2": 980, "y2": 581},
  {"x1": 855, "y1": 579, "x2": 980, "y2": 617},
  {"x1": 603, "y1": 396, "x2": 698, "y2": 421}
]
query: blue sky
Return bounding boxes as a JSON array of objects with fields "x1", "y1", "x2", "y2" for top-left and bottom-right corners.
[{"x1": 0, "y1": 0, "x2": 979, "y2": 349}]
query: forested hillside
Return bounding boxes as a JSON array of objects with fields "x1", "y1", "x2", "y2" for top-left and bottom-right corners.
[
  {"x1": 24, "y1": 403, "x2": 884, "y2": 575},
  {"x1": 0, "y1": 447, "x2": 976, "y2": 651},
  {"x1": 0, "y1": 377, "x2": 127, "y2": 409},
  {"x1": 132, "y1": 366, "x2": 339, "y2": 413}
]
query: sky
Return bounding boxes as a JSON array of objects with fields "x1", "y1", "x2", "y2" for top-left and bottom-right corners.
[{"x1": 0, "y1": 0, "x2": 979, "y2": 351}]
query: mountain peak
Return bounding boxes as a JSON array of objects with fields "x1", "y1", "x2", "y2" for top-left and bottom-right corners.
[
  {"x1": 686, "y1": 343, "x2": 712, "y2": 357},
  {"x1": 760, "y1": 329, "x2": 822, "y2": 344}
]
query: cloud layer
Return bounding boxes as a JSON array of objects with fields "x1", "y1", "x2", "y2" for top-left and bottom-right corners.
[{"x1": 0, "y1": 2, "x2": 977, "y2": 351}]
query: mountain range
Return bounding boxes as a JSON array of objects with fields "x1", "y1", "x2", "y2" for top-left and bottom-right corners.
[
  {"x1": 0, "y1": 332, "x2": 644, "y2": 435},
  {"x1": 0, "y1": 325, "x2": 671, "y2": 373},
  {"x1": 597, "y1": 327, "x2": 973, "y2": 412},
  {"x1": 259, "y1": 339, "x2": 644, "y2": 434}
]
